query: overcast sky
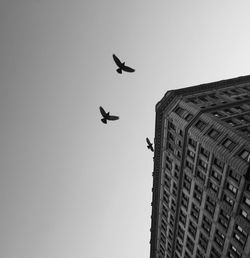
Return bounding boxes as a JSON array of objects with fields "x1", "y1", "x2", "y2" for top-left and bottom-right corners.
[{"x1": 1, "y1": 1, "x2": 250, "y2": 258}]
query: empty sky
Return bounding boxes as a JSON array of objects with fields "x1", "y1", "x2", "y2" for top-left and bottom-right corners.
[{"x1": 1, "y1": 1, "x2": 250, "y2": 258}]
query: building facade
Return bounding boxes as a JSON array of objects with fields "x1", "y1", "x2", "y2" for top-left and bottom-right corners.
[{"x1": 150, "y1": 75, "x2": 250, "y2": 258}]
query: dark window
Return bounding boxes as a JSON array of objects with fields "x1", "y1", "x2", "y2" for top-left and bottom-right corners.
[
  {"x1": 178, "y1": 225, "x2": 185, "y2": 241},
  {"x1": 175, "y1": 106, "x2": 185, "y2": 117},
  {"x1": 196, "y1": 248, "x2": 206, "y2": 258},
  {"x1": 196, "y1": 169, "x2": 206, "y2": 183},
  {"x1": 212, "y1": 111, "x2": 224, "y2": 118},
  {"x1": 169, "y1": 121, "x2": 176, "y2": 131},
  {"x1": 211, "y1": 169, "x2": 222, "y2": 184},
  {"x1": 198, "y1": 232, "x2": 208, "y2": 252},
  {"x1": 191, "y1": 203, "x2": 200, "y2": 222},
  {"x1": 186, "y1": 236, "x2": 194, "y2": 255},
  {"x1": 188, "y1": 137, "x2": 197, "y2": 148},
  {"x1": 193, "y1": 184, "x2": 203, "y2": 204},
  {"x1": 183, "y1": 174, "x2": 192, "y2": 193},
  {"x1": 201, "y1": 215, "x2": 212, "y2": 235},
  {"x1": 226, "y1": 119, "x2": 238, "y2": 127},
  {"x1": 188, "y1": 220, "x2": 197, "y2": 239},
  {"x1": 208, "y1": 128, "x2": 220, "y2": 140},
  {"x1": 195, "y1": 120, "x2": 207, "y2": 131},
  {"x1": 208, "y1": 180, "x2": 219, "y2": 194},
  {"x1": 210, "y1": 246, "x2": 221, "y2": 258},
  {"x1": 224, "y1": 108, "x2": 235, "y2": 115},
  {"x1": 213, "y1": 157, "x2": 224, "y2": 170},
  {"x1": 179, "y1": 209, "x2": 187, "y2": 227},
  {"x1": 186, "y1": 160, "x2": 194, "y2": 171},
  {"x1": 222, "y1": 138, "x2": 236, "y2": 151},
  {"x1": 185, "y1": 114, "x2": 193, "y2": 121},
  {"x1": 181, "y1": 193, "x2": 189, "y2": 210},
  {"x1": 198, "y1": 159, "x2": 208, "y2": 170},
  {"x1": 218, "y1": 209, "x2": 230, "y2": 230},
  {"x1": 200, "y1": 147, "x2": 209, "y2": 158},
  {"x1": 239, "y1": 149, "x2": 250, "y2": 161},
  {"x1": 205, "y1": 195, "x2": 216, "y2": 217},
  {"x1": 228, "y1": 169, "x2": 240, "y2": 184}
]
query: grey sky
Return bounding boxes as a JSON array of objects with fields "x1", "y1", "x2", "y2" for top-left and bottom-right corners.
[{"x1": 1, "y1": 1, "x2": 250, "y2": 258}]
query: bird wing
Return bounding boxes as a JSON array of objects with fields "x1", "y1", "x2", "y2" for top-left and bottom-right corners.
[
  {"x1": 123, "y1": 65, "x2": 135, "y2": 72},
  {"x1": 99, "y1": 106, "x2": 107, "y2": 117},
  {"x1": 113, "y1": 54, "x2": 122, "y2": 67},
  {"x1": 150, "y1": 146, "x2": 154, "y2": 152},
  {"x1": 107, "y1": 115, "x2": 119, "y2": 121},
  {"x1": 146, "y1": 137, "x2": 151, "y2": 145}
]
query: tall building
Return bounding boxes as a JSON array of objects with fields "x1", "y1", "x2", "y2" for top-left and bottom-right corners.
[{"x1": 150, "y1": 75, "x2": 250, "y2": 258}]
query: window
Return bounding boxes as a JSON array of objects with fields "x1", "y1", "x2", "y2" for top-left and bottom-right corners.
[
  {"x1": 196, "y1": 169, "x2": 206, "y2": 183},
  {"x1": 191, "y1": 203, "x2": 200, "y2": 222},
  {"x1": 228, "y1": 244, "x2": 241, "y2": 258},
  {"x1": 228, "y1": 169, "x2": 240, "y2": 184},
  {"x1": 222, "y1": 138, "x2": 236, "y2": 151},
  {"x1": 175, "y1": 106, "x2": 185, "y2": 117},
  {"x1": 210, "y1": 246, "x2": 221, "y2": 258},
  {"x1": 188, "y1": 221, "x2": 197, "y2": 239},
  {"x1": 208, "y1": 180, "x2": 219, "y2": 194},
  {"x1": 239, "y1": 149, "x2": 250, "y2": 161},
  {"x1": 168, "y1": 121, "x2": 176, "y2": 131},
  {"x1": 218, "y1": 209, "x2": 230, "y2": 230},
  {"x1": 212, "y1": 111, "x2": 224, "y2": 118},
  {"x1": 223, "y1": 194, "x2": 234, "y2": 207},
  {"x1": 185, "y1": 113, "x2": 193, "y2": 121},
  {"x1": 187, "y1": 149, "x2": 195, "y2": 160},
  {"x1": 198, "y1": 232, "x2": 208, "y2": 252},
  {"x1": 240, "y1": 208, "x2": 250, "y2": 222},
  {"x1": 233, "y1": 224, "x2": 247, "y2": 247},
  {"x1": 186, "y1": 160, "x2": 194, "y2": 171},
  {"x1": 213, "y1": 157, "x2": 224, "y2": 169},
  {"x1": 201, "y1": 215, "x2": 212, "y2": 235},
  {"x1": 211, "y1": 169, "x2": 222, "y2": 184},
  {"x1": 181, "y1": 193, "x2": 189, "y2": 210},
  {"x1": 214, "y1": 229, "x2": 225, "y2": 249},
  {"x1": 196, "y1": 248, "x2": 206, "y2": 258},
  {"x1": 195, "y1": 120, "x2": 207, "y2": 131},
  {"x1": 226, "y1": 119, "x2": 238, "y2": 127},
  {"x1": 193, "y1": 184, "x2": 203, "y2": 204},
  {"x1": 226, "y1": 182, "x2": 238, "y2": 196},
  {"x1": 200, "y1": 147, "x2": 209, "y2": 158},
  {"x1": 186, "y1": 236, "x2": 194, "y2": 255},
  {"x1": 243, "y1": 196, "x2": 250, "y2": 207},
  {"x1": 183, "y1": 174, "x2": 192, "y2": 193},
  {"x1": 205, "y1": 195, "x2": 216, "y2": 216},
  {"x1": 168, "y1": 132, "x2": 174, "y2": 141},
  {"x1": 188, "y1": 137, "x2": 197, "y2": 148},
  {"x1": 198, "y1": 159, "x2": 208, "y2": 170},
  {"x1": 178, "y1": 225, "x2": 185, "y2": 241},
  {"x1": 176, "y1": 239, "x2": 183, "y2": 255},
  {"x1": 208, "y1": 128, "x2": 220, "y2": 140},
  {"x1": 179, "y1": 209, "x2": 187, "y2": 227}
]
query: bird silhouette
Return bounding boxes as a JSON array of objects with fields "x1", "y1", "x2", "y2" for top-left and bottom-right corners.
[
  {"x1": 146, "y1": 138, "x2": 154, "y2": 152},
  {"x1": 112, "y1": 54, "x2": 135, "y2": 74},
  {"x1": 99, "y1": 106, "x2": 119, "y2": 124}
]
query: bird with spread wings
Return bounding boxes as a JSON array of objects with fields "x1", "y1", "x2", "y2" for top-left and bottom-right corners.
[
  {"x1": 99, "y1": 106, "x2": 119, "y2": 124},
  {"x1": 146, "y1": 138, "x2": 154, "y2": 152},
  {"x1": 112, "y1": 54, "x2": 135, "y2": 74}
]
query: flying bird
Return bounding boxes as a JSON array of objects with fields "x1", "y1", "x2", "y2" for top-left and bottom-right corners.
[
  {"x1": 112, "y1": 54, "x2": 135, "y2": 74},
  {"x1": 99, "y1": 106, "x2": 119, "y2": 124},
  {"x1": 146, "y1": 138, "x2": 154, "y2": 152}
]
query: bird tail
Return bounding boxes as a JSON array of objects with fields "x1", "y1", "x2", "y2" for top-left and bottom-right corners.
[
  {"x1": 116, "y1": 68, "x2": 122, "y2": 74},
  {"x1": 101, "y1": 118, "x2": 107, "y2": 124}
]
